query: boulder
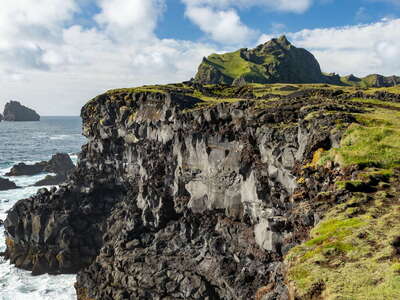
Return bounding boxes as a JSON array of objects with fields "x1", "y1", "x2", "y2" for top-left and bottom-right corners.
[
  {"x1": 44, "y1": 153, "x2": 75, "y2": 176},
  {"x1": 34, "y1": 174, "x2": 67, "y2": 186},
  {"x1": 3, "y1": 101, "x2": 40, "y2": 121},
  {"x1": 6, "y1": 162, "x2": 47, "y2": 176},
  {"x1": 6, "y1": 153, "x2": 75, "y2": 178},
  {"x1": 0, "y1": 177, "x2": 19, "y2": 191}
]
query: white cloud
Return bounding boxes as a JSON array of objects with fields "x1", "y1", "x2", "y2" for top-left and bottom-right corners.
[
  {"x1": 95, "y1": 0, "x2": 165, "y2": 41},
  {"x1": 0, "y1": 0, "x2": 216, "y2": 115},
  {"x1": 260, "y1": 19, "x2": 400, "y2": 76},
  {"x1": 2, "y1": 1, "x2": 400, "y2": 116},
  {"x1": 181, "y1": 0, "x2": 313, "y2": 13},
  {"x1": 181, "y1": 0, "x2": 312, "y2": 44},
  {"x1": 185, "y1": 6, "x2": 257, "y2": 44}
]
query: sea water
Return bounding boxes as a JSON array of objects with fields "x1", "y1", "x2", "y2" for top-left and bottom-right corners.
[{"x1": 0, "y1": 117, "x2": 86, "y2": 300}]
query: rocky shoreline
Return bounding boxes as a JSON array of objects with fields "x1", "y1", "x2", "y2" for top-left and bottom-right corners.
[{"x1": 3, "y1": 85, "x2": 371, "y2": 299}]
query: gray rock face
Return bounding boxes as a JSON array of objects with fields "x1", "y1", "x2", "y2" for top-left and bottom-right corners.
[
  {"x1": 4, "y1": 89, "x2": 354, "y2": 299},
  {"x1": 6, "y1": 153, "x2": 74, "y2": 181},
  {"x1": 6, "y1": 162, "x2": 47, "y2": 176},
  {"x1": 0, "y1": 177, "x2": 19, "y2": 191},
  {"x1": 3, "y1": 101, "x2": 40, "y2": 121}
]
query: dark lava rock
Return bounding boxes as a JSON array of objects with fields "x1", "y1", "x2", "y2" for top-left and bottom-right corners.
[
  {"x1": 6, "y1": 153, "x2": 75, "y2": 178},
  {"x1": 44, "y1": 153, "x2": 75, "y2": 176},
  {"x1": 2, "y1": 87, "x2": 359, "y2": 299},
  {"x1": 34, "y1": 174, "x2": 67, "y2": 186},
  {"x1": 3, "y1": 101, "x2": 40, "y2": 121},
  {"x1": 0, "y1": 177, "x2": 19, "y2": 191},
  {"x1": 6, "y1": 162, "x2": 47, "y2": 176}
]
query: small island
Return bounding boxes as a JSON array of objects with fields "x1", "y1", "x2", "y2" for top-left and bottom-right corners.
[{"x1": 3, "y1": 101, "x2": 40, "y2": 121}]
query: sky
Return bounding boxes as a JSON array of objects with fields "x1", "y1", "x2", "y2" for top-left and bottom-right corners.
[{"x1": 1, "y1": 0, "x2": 400, "y2": 115}]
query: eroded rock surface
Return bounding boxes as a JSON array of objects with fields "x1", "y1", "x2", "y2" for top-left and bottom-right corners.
[
  {"x1": 4, "y1": 87, "x2": 358, "y2": 299},
  {"x1": 3, "y1": 101, "x2": 40, "y2": 121},
  {"x1": 0, "y1": 177, "x2": 19, "y2": 191},
  {"x1": 6, "y1": 153, "x2": 75, "y2": 186}
]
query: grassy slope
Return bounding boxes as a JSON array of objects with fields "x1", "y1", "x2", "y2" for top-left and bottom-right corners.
[
  {"x1": 287, "y1": 97, "x2": 400, "y2": 300},
  {"x1": 205, "y1": 51, "x2": 278, "y2": 82}
]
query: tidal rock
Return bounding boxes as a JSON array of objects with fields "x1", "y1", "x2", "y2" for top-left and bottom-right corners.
[
  {"x1": 44, "y1": 153, "x2": 75, "y2": 176},
  {"x1": 6, "y1": 153, "x2": 75, "y2": 178},
  {"x1": 3, "y1": 101, "x2": 40, "y2": 121},
  {"x1": 34, "y1": 174, "x2": 67, "y2": 186},
  {"x1": 6, "y1": 162, "x2": 47, "y2": 176},
  {"x1": 0, "y1": 177, "x2": 19, "y2": 191}
]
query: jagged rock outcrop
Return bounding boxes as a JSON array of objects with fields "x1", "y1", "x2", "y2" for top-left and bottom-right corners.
[
  {"x1": 0, "y1": 177, "x2": 19, "y2": 191},
  {"x1": 4, "y1": 85, "x2": 360, "y2": 299},
  {"x1": 195, "y1": 36, "x2": 326, "y2": 85},
  {"x1": 193, "y1": 36, "x2": 400, "y2": 88},
  {"x1": 6, "y1": 162, "x2": 48, "y2": 176},
  {"x1": 6, "y1": 153, "x2": 75, "y2": 186},
  {"x1": 3, "y1": 101, "x2": 40, "y2": 121}
]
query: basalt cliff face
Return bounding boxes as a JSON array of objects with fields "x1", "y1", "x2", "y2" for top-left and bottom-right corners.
[{"x1": 4, "y1": 83, "x2": 367, "y2": 299}]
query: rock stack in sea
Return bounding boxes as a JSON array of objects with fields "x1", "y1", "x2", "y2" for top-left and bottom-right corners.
[{"x1": 3, "y1": 101, "x2": 40, "y2": 121}]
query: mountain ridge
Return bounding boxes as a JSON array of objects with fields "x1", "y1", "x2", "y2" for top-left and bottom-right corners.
[{"x1": 194, "y1": 35, "x2": 400, "y2": 88}]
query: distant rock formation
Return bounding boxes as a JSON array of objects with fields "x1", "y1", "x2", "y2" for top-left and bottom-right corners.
[
  {"x1": 0, "y1": 113, "x2": 3, "y2": 122},
  {"x1": 195, "y1": 35, "x2": 326, "y2": 85},
  {"x1": 340, "y1": 73, "x2": 400, "y2": 87},
  {"x1": 0, "y1": 177, "x2": 19, "y2": 191},
  {"x1": 3, "y1": 101, "x2": 40, "y2": 121}
]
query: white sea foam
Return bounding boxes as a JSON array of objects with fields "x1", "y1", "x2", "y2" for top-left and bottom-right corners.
[
  {"x1": 50, "y1": 134, "x2": 81, "y2": 141},
  {"x1": 69, "y1": 154, "x2": 79, "y2": 166}
]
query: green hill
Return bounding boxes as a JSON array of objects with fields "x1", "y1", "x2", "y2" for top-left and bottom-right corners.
[
  {"x1": 194, "y1": 36, "x2": 400, "y2": 89},
  {"x1": 194, "y1": 35, "x2": 327, "y2": 85}
]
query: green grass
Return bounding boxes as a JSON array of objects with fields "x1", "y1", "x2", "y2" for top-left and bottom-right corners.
[
  {"x1": 319, "y1": 101, "x2": 400, "y2": 170},
  {"x1": 205, "y1": 50, "x2": 278, "y2": 83},
  {"x1": 286, "y1": 189, "x2": 400, "y2": 300},
  {"x1": 288, "y1": 96, "x2": 400, "y2": 299}
]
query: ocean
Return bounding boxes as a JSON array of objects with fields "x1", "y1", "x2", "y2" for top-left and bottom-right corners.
[{"x1": 0, "y1": 117, "x2": 86, "y2": 300}]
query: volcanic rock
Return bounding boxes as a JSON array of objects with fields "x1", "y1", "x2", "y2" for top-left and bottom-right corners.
[
  {"x1": 0, "y1": 177, "x2": 19, "y2": 191},
  {"x1": 3, "y1": 101, "x2": 40, "y2": 121},
  {"x1": 3, "y1": 86, "x2": 357, "y2": 299},
  {"x1": 6, "y1": 153, "x2": 75, "y2": 178},
  {"x1": 6, "y1": 162, "x2": 47, "y2": 176}
]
